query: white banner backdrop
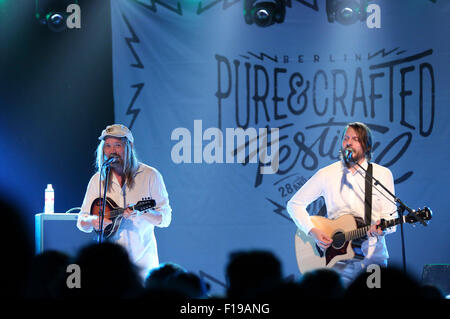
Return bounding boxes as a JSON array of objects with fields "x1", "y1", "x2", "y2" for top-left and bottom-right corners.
[{"x1": 111, "y1": 0, "x2": 450, "y2": 294}]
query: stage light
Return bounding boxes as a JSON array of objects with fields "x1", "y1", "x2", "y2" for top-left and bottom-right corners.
[
  {"x1": 326, "y1": 0, "x2": 368, "y2": 25},
  {"x1": 35, "y1": 0, "x2": 78, "y2": 32},
  {"x1": 244, "y1": 0, "x2": 286, "y2": 27},
  {"x1": 45, "y1": 12, "x2": 67, "y2": 32}
]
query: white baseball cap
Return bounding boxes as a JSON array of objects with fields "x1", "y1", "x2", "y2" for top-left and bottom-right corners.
[{"x1": 98, "y1": 124, "x2": 134, "y2": 143}]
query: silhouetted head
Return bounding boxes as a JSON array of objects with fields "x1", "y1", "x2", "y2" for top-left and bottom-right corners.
[
  {"x1": 70, "y1": 242, "x2": 142, "y2": 298},
  {"x1": 166, "y1": 272, "x2": 209, "y2": 298},
  {"x1": 345, "y1": 266, "x2": 422, "y2": 299},
  {"x1": 144, "y1": 262, "x2": 186, "y2": 289},
  {"x1": 225, "y1": 250, "x2": 283, "y2": 298},
  {"x1": 298, "y1": 268, "x2": 345, "y2": 299}
]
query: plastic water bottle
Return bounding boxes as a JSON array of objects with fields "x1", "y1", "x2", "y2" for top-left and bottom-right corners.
[{"x1": 44, "y1": 184, "x2": 54, "y2": 213}]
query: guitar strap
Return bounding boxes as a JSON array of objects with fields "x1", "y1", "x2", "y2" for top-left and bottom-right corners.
[
  {"x1": 349, "y1": 163, "x2": 374, "y2": 260},
  {"x1": 364, "y1": 163, "x2": 373, "y2": 225}
]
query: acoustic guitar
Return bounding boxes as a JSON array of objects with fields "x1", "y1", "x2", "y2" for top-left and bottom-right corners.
[
  {"x1": 294, "y1": 207, "x2": 432, "y2": 274},
  {"x1": 90, "y1": 197, "x2": 156, "y2": 238}
]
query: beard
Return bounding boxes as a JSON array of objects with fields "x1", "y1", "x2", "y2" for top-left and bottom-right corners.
[
  {"x1": 341, "y1": 147, "x2": 364, "y2": 165},
  {"x1": 106, "y1": 154, "x2": 124, "y2": 169}
]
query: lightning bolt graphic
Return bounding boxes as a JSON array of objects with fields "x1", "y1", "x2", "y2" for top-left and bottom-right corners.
[
  {"x1": 133, "y1": 0, "x2": 183, "y2": 15},
  {"x1": 126, "y1": 83, "x2": 144, "y2": 130},
  {"x1": 368, "y1": 47, "x2": 404, "y2": 60},
  {"x1": 247, "y1": 51, "x2": 279, "y2": 63},
  {"x1": 197, "y1": 0, "x2": 240, "y2": 14},
  {"x1": 121, "y1": 13, "x2": 144, "y2": 69},
  {"x1": 266, "y1": 198, "x2": 294, "y2": 223}
]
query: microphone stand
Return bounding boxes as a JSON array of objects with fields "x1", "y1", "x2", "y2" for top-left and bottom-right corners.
[
  {"x1": 98, "y1": 162, "x2": 111, "y2": 244},
  {"x1": 347, "y1": 157, "x2": 426, "y2": 274}
]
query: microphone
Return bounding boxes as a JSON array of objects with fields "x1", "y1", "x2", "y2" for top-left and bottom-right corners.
[
  {"x1": 343, "y1": 148, "x2": 354, "y2": 163},
  {"x1": 103, "y1": 157, "x2": 117, "y2": 166}
]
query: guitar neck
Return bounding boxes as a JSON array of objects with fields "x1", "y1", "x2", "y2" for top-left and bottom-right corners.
[
  {"x1": 108, "y1": 208, "x2": 126, "y2": 219},
  {"x1": 345, "y1": 216, "x2": 403, "y2": 242},
  {"x1": 107, "y1": 202, "x2": 150, "y2": 219},
  {"x1": 345, "y1": 225, "x2": 370, "y2": 242}
]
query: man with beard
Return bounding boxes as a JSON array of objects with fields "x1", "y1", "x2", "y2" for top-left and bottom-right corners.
[
  {"x1": 287, "y1": 122, "x2": 398, "y2": 285},
  {"x1": 77, "y1": 124, "x2": 172, "y2": 280}
]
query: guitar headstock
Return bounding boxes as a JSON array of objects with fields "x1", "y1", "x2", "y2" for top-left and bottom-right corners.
[
  {"x1": 405, "y1": 207, "x2": 433, "y2": 225},
  {"x1": 135, "y1": 197, "x2": 156, "y2": 211}
]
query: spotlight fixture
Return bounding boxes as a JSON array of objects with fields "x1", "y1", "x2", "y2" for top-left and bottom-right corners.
[
  {"x1": 244, "y1": 0, "x2": 286, "y2": 27},
  {"x1": 44, "y1": 11, "x2": 67, "y2": 32},
  {"x1": 35, "y1": 0, "x2": 78, "y2": 32},
  {"x1": 326, "y1": 0, "x2": 368, "y2": 25}
]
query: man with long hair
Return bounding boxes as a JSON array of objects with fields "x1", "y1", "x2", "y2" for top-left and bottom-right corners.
[
  {"x1": 287, "y1": 122, "x2": 397, "y2": 285},
  {"x1": 77, "y1": 124, "x2": 172, "y2": 280}
]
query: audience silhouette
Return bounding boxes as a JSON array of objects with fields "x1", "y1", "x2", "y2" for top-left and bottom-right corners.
[{"x1": 0, "y1": 194, "x2": 445, "y2": 300}]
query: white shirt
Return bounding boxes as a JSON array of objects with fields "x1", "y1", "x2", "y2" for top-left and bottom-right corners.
[
  {"x1": 287, "y1": 160, "x2": 397, "y2": 265},
  {"x1": 77, "y1": 163, "x2": 172, "y2": 278}
]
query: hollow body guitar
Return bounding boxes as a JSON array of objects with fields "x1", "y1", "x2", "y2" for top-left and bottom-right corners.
[
  {"x1": 90, "y1": 197, "x2": 156, "y2": 238},
  {"x1": 294, "y1": 208, "x2": 432, "y2": 274}
]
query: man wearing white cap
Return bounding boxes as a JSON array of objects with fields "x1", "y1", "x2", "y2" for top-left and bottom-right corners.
[{"x1": 77, "y1": 124, "x2": 172, "y2": 280}]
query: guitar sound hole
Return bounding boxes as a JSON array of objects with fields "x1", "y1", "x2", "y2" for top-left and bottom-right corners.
[{"x1": 332, "y1": 232, "x2": 346, "y2": 249}]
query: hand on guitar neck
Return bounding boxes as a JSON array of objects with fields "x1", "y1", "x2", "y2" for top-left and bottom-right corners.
[
  {"x1": 122, "y1": 206, "x2": 144, "y2": 219},
  {"x1": 367, "y1": 220, "x2": 384, "y2": 237}
]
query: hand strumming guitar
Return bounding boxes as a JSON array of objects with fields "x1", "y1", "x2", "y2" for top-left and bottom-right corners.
[
  {"x1": 79, "y1": 214, "x2": 112, "y2": 231},
  {"x1": 309, "y1": 227, "x2": 333, "y2": 249},
  {"x1": 92, "y1": 216, "x2": 112, "y2": 231}
]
